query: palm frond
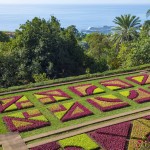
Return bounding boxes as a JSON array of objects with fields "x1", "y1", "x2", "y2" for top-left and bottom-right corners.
[
  {"x1": 146, "y1": 9, "x2": 150, "y2": 18},
  {"x1": 112, "y1": 14, "x2": 141, "y2": 43}
]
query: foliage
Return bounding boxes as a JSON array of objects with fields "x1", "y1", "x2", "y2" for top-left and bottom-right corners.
[
  {"x1": 0, "y1": 16, "x2": 85, "y2": 87},
  {"x1": 84, "y1": 33, "x2": 110, "y2": 72},
  {"x1": 128, "y1": 38, "x2": 150, "y2": 67},
  {"x1": 142, "y1": 20, "x2": 150, "y2": 37},
  {"x1": 146, "y1": 9, "x2": 150, "y2": 18},
  {"x1": 112, "y1": 14, "x2": 141, "y2": 43},
  {"x1": 117, "y1": 37, "x2": 150, "y2": 68},
  {"x1": 0, "y1": 63, "x2": 150, "y2": 93},
  {"x1": 33, "y1": 73, "x2": 48, "y2": 83},
  {"x1": 0, "y1": 44, "x2": 19, "y2": 87},
  {"x1": 0, "y1": 13, "x2": 150, "y2": 88},
  {"x1": 13, "y1": 16, "x2": 85, "y2": 80},
  {"x1": 0, "y1": 31, "x2": 10, "y2": 42}
]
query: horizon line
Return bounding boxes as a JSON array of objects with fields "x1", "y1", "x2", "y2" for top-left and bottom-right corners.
[{"x1": 1, "y1": 3, "x2": 150, "y2": 5}]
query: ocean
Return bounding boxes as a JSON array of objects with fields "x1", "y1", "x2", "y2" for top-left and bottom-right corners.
[{"x1": 0, "y1": 4, "x2": 149, "y2": 31}]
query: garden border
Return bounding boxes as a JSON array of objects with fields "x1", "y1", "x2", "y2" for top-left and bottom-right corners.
[{"x1": 0, "y1": 68, "x2": 149, "y2": 96}]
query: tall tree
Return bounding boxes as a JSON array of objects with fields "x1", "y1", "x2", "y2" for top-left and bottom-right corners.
[
  {"x1": 84, "y1": 33, "x2": 111, "y2": 72},
  {"x1": 11, "y1": 16, "x2": 85, "y2": 83},
  {"x1": 112, "y1": 14, "x2": 141, "y2": 43}
]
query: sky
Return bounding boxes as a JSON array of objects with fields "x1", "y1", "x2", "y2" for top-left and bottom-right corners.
[{"x1": 0, "y1": 0, "x2": 150, "y2": 4}]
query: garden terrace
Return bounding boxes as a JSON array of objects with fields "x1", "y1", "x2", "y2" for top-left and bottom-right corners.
[{"x1": 0, "y1": 67, "x2": 150, "y2": 150}]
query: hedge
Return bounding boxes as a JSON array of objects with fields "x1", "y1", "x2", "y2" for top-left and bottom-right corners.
[{"x1": 0, "y1": 63, "x2": 150, "y2": 93}]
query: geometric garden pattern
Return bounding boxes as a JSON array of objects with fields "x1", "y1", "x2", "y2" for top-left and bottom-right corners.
[
  {"x1": 48, "y1": 101, "x2": 93, "y2": 122},
  {"x1": 0, "y1": 72, "x2": 150, "y2": 149},
  {"x1": 69, "y1": 84, "x2": 104, "y2": 97},
  {"x1": 126, "y1": 73, "x2": 150, "y2": 85},
  {"x1": 100, "y1": 79, "x2": 133, "y2": 90},
  {"x1": 0, "y1": 95, "x2": 33, "y2": 113},
  {"x1": 87, "y1": 94, "x2": 129, "y2": 111},
  {"x1": 30, "y1": 115, "x2": 150, "y2": 150},
  {"x1": 120, "y1": 88, "x2": 150, "y2": 104},
  {"x1": 34, "y1": 89, "x2": 72, "y2": 104},
  {"x1": 3, "y1": 109, "x2": 50, "y2": 132}
]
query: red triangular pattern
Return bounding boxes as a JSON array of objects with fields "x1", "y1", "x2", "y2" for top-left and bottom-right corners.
[
  {"x1": 61, "y1": 102, "x2": 93, "y2": 122},
  {"x1": 89, "y1": 132, "x2": 126, "y2": 150},
  {"x1": 126, "y1": 74, "x2": 149, "y2": 85},
  {"x1": 3, "y1": 116, "x2": 50, "y2": 132},
  {"x1": 30, "y1": 142, "x2": 61, "y2": 150},
  {"x1": 96, "y1": 122, "x2": 131, "y2": 137}
]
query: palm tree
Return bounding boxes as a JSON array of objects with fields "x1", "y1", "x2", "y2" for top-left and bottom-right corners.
[
  {"x1": 112, "y1": 14, "x2": 141, "y2": 43},
  {"x1": 146, "y1": 9, "x2": 150, "y2": 18}
]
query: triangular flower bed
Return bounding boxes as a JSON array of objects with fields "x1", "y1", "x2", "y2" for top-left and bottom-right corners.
[
  {"x1": 96, "y1": 122, "x2": 131, "y2": 137},
  {"x1": 126, "y1": 74, "x2": 150, "y2": 85},
  {"x1": 87, "y1": 94, "x2": 129, "y2": 112},
  {"x1": 89, "y1": 132, "x2": 127, "y2": 150},
  {"x1": 68, "y1": 84, "x2": 104, "y2": 97},
  {"x1": 3, "y1": 109, "x2": 50, "y2": 132},
  {"x1": 34, "y1": 89, "x2": 72, "y2": 104},
  {"x1": 48, "y1": 101, "x2": 93, "y2": 122},
  {"x1": 100, "y1": 79, "x2": 133, "y2": 91},
  {"x1": 0, "y1": 95, "x2": 33, "y2": 113}
]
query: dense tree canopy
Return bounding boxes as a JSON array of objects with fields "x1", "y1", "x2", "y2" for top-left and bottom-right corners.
[
  {"x1": 0, "y1": 16, "x2": 85, "y2": 87},
  {"x1": 12, "y1": 16, "x2": 85, "y2": 80},
  {"x1": 0, "y1": 13, "x2": 150, "y2": 88}
]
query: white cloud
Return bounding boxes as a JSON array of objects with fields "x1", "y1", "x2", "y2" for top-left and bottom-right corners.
[{"x1": 0, "y1": 0, "x2": 150, "y2": 4}]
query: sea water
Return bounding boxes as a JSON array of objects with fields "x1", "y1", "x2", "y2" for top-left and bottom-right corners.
[{"x1": 0, "y1": 4, "x2": 149, "y2": 31}]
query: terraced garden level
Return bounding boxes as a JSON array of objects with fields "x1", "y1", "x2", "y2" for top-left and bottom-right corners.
[{"x1": 0, "y1": 71, "x2": 150, "y2": 150}]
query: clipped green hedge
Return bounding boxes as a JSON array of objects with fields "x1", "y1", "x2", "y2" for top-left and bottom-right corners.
[{"x1": 0, "y1": 63, "x2": 150, "y2": 93}]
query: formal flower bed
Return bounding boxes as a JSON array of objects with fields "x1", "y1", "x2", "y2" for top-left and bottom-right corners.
[
  {"x1": 30, "y1": 116, "x2": 150, "y2": 150},
  {"x1": 120, "y1": 88, "x2": 150, "y2": 103},
  {"x1": 34, "y1": 89, "x2": 72, "y2": 104},
  {"x1": 0, "y1": 95, "x2": 33, "y2": 113},
  {"x1": 100, "y1": 79, "x2": 133, "y2": 90},
  {"x1": 126, "y1": 74, "x2": 150, "y2": 85},
  {"x1": 30, "y1": 142, "x2": 60, "y2": 150},
  {"x1": 95, "y1": 122, "x2": 131, "y2": 136},
  {"x1": 87, "y1": 94, "x2": 129, "y2": 112},
  {"x1": 128, "y1": 139, "x2": 144, "y2": 150},
  {"x1": 3, "y1": 109, "x2": 50, "y2": 132},
  {"x1": 59, "y1": 134, "x2": 99, "y2": 149},
  {"x1": 68, "y1": 84, "x2": 104, "y2": 97},
  {"x1": 131, "y1": 120, "x2": 150, "y2": 139},
  {"x1": 48, "y1": 101, "x2": 93, "y2": 122},
  {"x1": 89, "y1": 132, "x2": 126, "y2": 150}
]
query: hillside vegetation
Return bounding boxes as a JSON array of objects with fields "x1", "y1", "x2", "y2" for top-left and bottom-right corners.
[{"x1": 0, "y1": 11, "x2": 150, "y2": 88}]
